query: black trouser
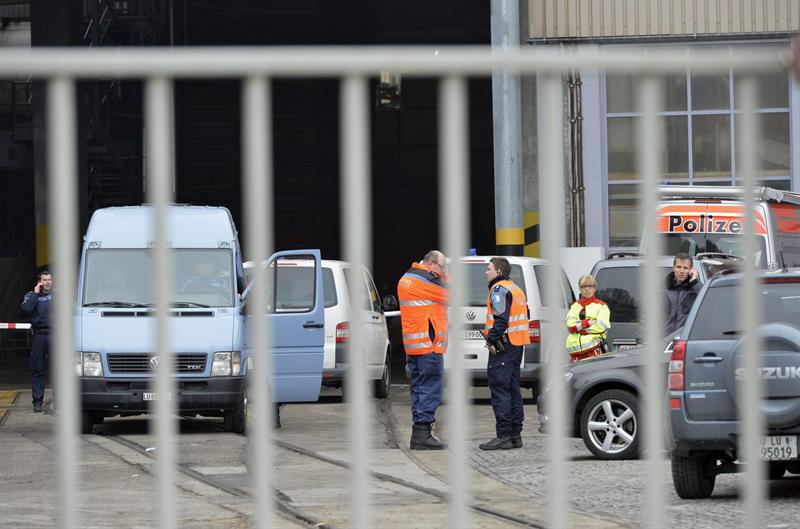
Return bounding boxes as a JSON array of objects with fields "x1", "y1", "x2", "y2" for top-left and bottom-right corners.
[
  {"x1": 30, "y1": 334, "x2": 49, "y2": 405},
  {"x1": 487, "y1": 344, "x2": 523, "y2": 438}
]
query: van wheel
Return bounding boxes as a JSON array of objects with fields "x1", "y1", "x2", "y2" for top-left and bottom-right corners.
[
  {"x1": 579, "y1": 389, "x2": 640, "y2": 460},
  {"x1": 224, "y1": 389, "x2": 247, "y2": 434},
  {"x1": 373, "y1": 352, "x2": 391, "y2": 399},
  {"x1": 769, "y1": 462, "x2": 787, "y2": 480},
  {"x1": 81, "y1": 411, "x2": 100, "y2": 434},
  {"x1": 671, "y1": 454, "x2": 717, "y2": 499}
]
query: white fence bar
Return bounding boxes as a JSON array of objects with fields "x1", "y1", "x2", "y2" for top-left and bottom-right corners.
[
  {"x1": 0, "y1": 46, "x2": 782, "y2": 78},
  {"x1": 145, "y1": 76, "x2": 177, "y2": 529},
  {"x1": 47, "y1": 76, "x2": 79, "y2": 529},
  {"x1": 637, "y1": 76, "x2": 666, "y2": 529},
  {"x1": 439, "y1": 76, "x2": 470, "y2": 529},
  {"x1": 242, "y1": 76, "x2": 275, "y2": 529},
  {"x1": 541, "y1": 74, "x2": 568, "y2": 529},
  {"x1": 737, "y1": 76, "x2": 766, "y2": 529},
  {"x1": 341, "y1": 75, "x2": 372, "y2": 529}
]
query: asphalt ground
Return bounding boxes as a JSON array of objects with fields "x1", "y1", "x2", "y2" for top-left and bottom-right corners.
[{"x1": 1, "y1": 377, "x2": 799, "y2": 528}]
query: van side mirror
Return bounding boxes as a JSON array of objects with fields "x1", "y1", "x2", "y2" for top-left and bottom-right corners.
[{"x1": 382, "y1": 294, "x2": 399, "y2": 312}]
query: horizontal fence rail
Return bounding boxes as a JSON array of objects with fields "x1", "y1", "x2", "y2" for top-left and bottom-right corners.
[
  {"x1": 1, "y1": 44, "x2": 787, "y2": 529},
  {"x1": 0, "y1": 46, "x2": 787, "y2": 77}
]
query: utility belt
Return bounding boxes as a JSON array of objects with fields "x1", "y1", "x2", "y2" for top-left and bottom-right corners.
[
  {"x1": 487, "y1": 333, "x2": 510, "y2": 354},
  {"x1": 31, "y1": 327, "x2": 50, "y2": 336}
]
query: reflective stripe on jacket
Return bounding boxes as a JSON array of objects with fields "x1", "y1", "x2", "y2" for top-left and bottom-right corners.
[
  {"x1": 397, "y1": 262, "x2": 448, "y2": 355},
  {"x1": 565, "y1": 298, "x2": 610, "y2": 356},
  {"x1": 484, "y1": 279, "x2": 531, "y2": 346}
]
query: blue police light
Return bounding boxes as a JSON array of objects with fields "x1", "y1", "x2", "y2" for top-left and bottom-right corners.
[{"x1": 468, "y1": 248, "x2": 477, "y2": 256}]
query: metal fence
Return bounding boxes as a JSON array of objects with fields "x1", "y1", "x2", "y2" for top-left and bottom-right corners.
[{"x1": 0, "y1": 44, "x2": 785, "y2": 528}]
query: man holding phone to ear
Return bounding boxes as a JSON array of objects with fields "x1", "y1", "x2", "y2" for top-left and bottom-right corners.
[{"x1": 21, "y1": 271, "x2": 52, "y2": 413}]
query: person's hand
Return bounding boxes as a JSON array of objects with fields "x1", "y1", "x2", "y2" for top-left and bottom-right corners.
[
  {"x1": 34, "y1": 281, "x2": 41, "y2": 294},
  {"x1": 488, "y1": 345, "x2": 497, "y2": 355},
  {"x1": 688, "y1": 269, "x2": 698, "y2": 282}
]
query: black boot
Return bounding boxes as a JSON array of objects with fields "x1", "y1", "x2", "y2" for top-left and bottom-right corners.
[
  {"x1": 511, "y1": 433, "x2": 523, "y2": 448},
  {"x1": 410, "y1": 423, "x2": 446, "y2": 450},
  {"x1": 479, "y1": 436, "x2": 513, "y2": 450}
]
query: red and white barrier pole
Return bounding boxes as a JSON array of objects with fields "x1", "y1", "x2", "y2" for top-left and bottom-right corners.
[{"x1": 0, "y1": 323, "x2": 31, "y2": 330}]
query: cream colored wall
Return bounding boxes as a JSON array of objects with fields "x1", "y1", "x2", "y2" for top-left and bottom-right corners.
[{"x1": 529, "y1": 0, "x2": 800, "y2": 41}]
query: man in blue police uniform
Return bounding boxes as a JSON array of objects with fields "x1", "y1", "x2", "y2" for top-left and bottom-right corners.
[
  {"x1": 21, "y1": 271, "x2": 52, "y2": 412},
  {"x1": 479, "y1": 258, "x2": 528, "y2": 450}
]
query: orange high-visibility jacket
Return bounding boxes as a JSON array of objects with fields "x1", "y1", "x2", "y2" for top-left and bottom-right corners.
[
  {"x1": 397, "y1": 262, "x2": 448, "y2": 355},
  {"x1": 484, "y1": 279, "x2": 531, "y2": 346}
]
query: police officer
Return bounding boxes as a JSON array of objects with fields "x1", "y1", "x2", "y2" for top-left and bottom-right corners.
[
  {"x1": 397, "y1": 250, "x2": 449, "y2": 450},
  {"x1": 479, "y1": 257, "x2": 530, "y2": 450},
  {"x1": 20, "y1": 271, "x2": 52, "y2": 413}
]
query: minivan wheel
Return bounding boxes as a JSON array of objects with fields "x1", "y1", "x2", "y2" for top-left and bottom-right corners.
[
  {"x1": 671, "y1": 454, "x2": 716, "y2": 499},
  {"x1": 373, "y1": 352, "x2": 391, "y2": 399},
  {"x1": 580, "y1": 389, "x2": 640, "y2": 460},
  {"x1": 224, "y1": 389, "x2": 247, "y2": 434}
]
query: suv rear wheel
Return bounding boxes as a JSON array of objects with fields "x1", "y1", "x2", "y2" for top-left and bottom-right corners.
[
  {"x1": 580, "y1": 389, "x2": 640, "y2": 460},
  {"x1": 671, "y1": 454, "x2": 716, "y2": 499}
]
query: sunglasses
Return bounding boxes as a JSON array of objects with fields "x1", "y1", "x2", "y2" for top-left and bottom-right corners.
[{"x1": 579, "y1": 284, "x2": 596, "y2": 288}]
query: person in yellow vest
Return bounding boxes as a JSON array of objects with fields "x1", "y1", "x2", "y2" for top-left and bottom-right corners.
[
  {"x1": 566, "y1": 274, "x2": 611, "y2": 363},
  {"x1": 397, "y1": 250, "x2": 449, "y2": 450},
  {"x1": 479, "y1": 257, "x2": 531, "y2": 450}
]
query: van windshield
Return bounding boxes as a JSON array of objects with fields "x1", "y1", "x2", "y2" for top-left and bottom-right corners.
[
  {"x1": 663, "y1": 233, "x2": 767, "y2": 267},
  {"x1": 82, "y1": 248, "x2": 235, "y2": 308},
  {"x1": 462, "y1": 263, "x2": 525, "y2": 307}
]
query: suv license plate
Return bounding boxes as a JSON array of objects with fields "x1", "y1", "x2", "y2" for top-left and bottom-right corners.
[
  {"x1": 462, "y1": 330, "x2": 484, "y2": 340},
  {"x1": 760, "y1": 435, "x2": 798, "y2": 461},
  {"x1": 143, "y1": 392, "x2": 171, "y2": 401}
]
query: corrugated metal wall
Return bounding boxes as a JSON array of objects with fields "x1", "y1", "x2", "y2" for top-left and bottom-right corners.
[{"x1": 529, "y1": 0, "x2": 800, "y2": 41}]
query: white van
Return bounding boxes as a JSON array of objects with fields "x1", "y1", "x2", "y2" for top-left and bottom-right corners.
[
  {"x1": 245, "y1": 259, "x2": 391, "y2": 398},
  {"x1": 448, "y1": 256, "x2": 574, "y2": 397}
]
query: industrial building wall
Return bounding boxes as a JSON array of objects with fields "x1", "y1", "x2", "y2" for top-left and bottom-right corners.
[{"x1": 528, "y1": 0, "x2": 800, "y2": 41}]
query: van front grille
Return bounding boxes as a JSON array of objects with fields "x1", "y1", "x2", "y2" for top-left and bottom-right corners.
[{"x1": 106, "y1": 353, "x2": 207, "y2": 374}]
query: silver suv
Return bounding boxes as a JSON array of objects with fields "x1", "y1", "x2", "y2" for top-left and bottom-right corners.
[
  {"x1": 668, "y1": 271, "x2": 800, "y2": 498},
  {"x1": 591, "y1": 253, "x2": 738, "y2": 352}
]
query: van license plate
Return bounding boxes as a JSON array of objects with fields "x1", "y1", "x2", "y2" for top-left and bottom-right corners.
[
  {"x1": 760, "y1": 435, "x2": 798, "y2": 460},
  {"x1": 143, "y1": 392, "x2": 171, "y2": 401},
  {"x1": 462, "y1": 330, "x2": 484, "y2": 340}
]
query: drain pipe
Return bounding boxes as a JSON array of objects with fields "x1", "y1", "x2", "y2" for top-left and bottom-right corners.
[{"x1": 566, "y1": 70, "x2": 585, "y2": 247}]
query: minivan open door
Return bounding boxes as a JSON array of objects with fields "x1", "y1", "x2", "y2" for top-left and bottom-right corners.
[{"x1": 243, "y1": 249, "x2": 324, "y2": 402}]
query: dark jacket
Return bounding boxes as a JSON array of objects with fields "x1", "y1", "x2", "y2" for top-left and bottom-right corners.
[
  {"x1": 664, "y1": 272, "x2": 701, "y2": 337},
  {"x1": 21, "y1": 291, "x2": 52, "y2": 329}
]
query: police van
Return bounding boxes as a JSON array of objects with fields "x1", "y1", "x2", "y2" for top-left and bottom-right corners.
[
  {"x1": 449, "y1": 256, "x2": 574, "y2": 397},
  {"x1": 647, "y1": 185, "x2": 800, "y2": 269},
  {"x1": 76, "y1": 205, "x2": 324, "y2": 433}
]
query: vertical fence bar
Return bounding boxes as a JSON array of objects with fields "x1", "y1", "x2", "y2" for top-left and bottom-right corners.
[
  {"x1": 541, "y1": 74, "x2": 568, "y2": 529},
  {"x1": 243, "y1": 76, "x2": 275, "y2": 529},
  {"x1": 145, "y1": 76, "x2": 177, "y2": 529},
  {"x1": 737, "y1": 75, "x2": 765, "y2": 529},
  {"x1": 341, "y1": 75, "x2": 372, "y2": 529},
  {"x1": 637, "y1": 76, "x2": 665, "y2": 529},
  {"x1": 47, "y1": 76, "x2": 79, "y2": 529},
  {"x1": 439, "y1": 75, "x2": 470, "y2": 529}
]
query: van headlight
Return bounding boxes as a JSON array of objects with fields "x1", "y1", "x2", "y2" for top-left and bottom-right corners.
[
  {"x1": 75, "y1": 352, "x2": 102, "y2": 377},
  {"x1": 211, "y1": 351, "x2": 241, "y2": 377}
]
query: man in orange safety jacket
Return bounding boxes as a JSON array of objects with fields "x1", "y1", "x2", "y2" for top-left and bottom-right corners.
[{"x1": 397, "y1": 250, "x2": 448, "y2": 450}]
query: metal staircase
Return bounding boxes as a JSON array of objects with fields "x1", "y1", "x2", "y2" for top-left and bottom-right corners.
[{"x1": 82, "y1": 0, "x2": 169, "y2": 209}]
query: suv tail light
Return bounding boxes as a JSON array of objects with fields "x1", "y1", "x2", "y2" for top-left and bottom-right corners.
[
  {"x1": 529, "y1": 320, "x2": 541, "y2": 343},
  {"x1": 668, "y1": 339, "x2": 686, "y2": 391},
  {"x1": 335, "y1": 322, "x2": 350, "y2": 343}
]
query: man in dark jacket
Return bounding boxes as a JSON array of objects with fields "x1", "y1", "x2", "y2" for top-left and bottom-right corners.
[
  {"x1": 20, "y1": 271, "x2": 52, "y2": 412},
  {"x1": 665, "y1": 254, "x2": 701, "y2": 337}
]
